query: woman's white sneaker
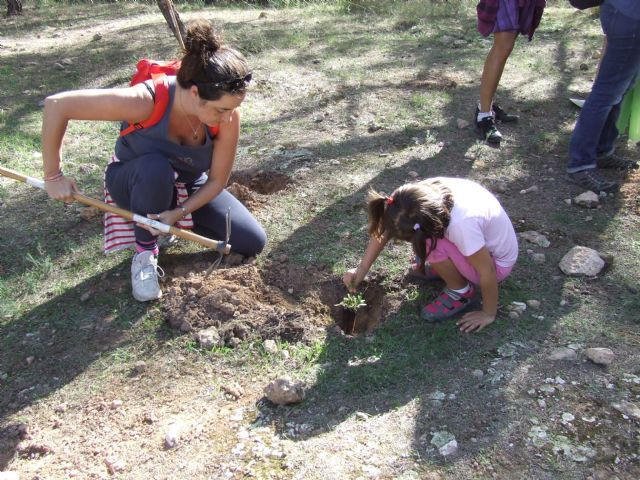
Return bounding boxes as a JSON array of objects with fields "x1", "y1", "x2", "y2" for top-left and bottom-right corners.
[{"x1": 131, "y1": 251, "x2": 164, "y2": 302}]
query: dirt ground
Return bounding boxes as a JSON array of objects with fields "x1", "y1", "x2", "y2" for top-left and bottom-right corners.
[{"x1": 1, "y1": 3, "x2": 640, "y2": 480}]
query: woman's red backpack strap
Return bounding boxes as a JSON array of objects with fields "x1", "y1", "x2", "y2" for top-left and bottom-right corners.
[{"x1": 120, "y1": 59, "x2": 219, "y2": 138}]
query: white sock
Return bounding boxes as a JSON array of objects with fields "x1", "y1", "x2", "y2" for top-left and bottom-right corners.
[{"x1": 451, "y1": 283, "x2": 471, "y2": 295}]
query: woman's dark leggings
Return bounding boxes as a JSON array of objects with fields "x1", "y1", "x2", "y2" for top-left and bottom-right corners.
[{"x1": 105, "y1": 154, "x2": 267, "y2": 256}]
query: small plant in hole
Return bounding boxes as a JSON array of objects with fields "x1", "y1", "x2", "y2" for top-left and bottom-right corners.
[
  {"x1": 336, "y1": 292, "x2": 367, "y2": 311},
  {"x1": 336, "y1": 292, "x2": 367, "y2": 335}
]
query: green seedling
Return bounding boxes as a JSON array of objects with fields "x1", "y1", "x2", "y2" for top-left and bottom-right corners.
[{"x1": 336, "y1": 292, "x2": 367, "y2": 312}]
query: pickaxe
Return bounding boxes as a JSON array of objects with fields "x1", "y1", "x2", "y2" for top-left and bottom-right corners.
[{"x1": 0, "y1": 165, "x2": 231, "y2": 262}]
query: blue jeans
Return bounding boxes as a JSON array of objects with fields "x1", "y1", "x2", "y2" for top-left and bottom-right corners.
[
  {"x1": 567, "y1": 1, "x2": 640, "y2": 173},
  {"x1": 105, "y1": 154, "x2": 267, "y2": 256}
]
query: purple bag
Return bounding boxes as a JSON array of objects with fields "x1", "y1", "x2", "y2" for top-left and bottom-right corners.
[{"x1": 569, "y1": 0, "x2": 603, "y2": 9}]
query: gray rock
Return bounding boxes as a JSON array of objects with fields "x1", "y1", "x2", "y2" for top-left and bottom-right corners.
[
  {"x1": 548, "y1": 347, "x2": 577, "y2": 361},
  {"x1": 456, "y1": 118, "x2": 470, "y2": 129},
  {"x1": 519, "y1": 231, "x2": 550, "y2": 248},
  {"x1": 559, "y1": 246, "x2": 605, "y2": 276},
  {"x1": 612, "y1": 401, "x2": 640, "y2": 420},
  {"x1": 196, "y1": 327, "x2": 220, "y2": 349},
  {"x1": 573, "y1": 191, "x2": 599, "y2": 208},
  {"x1": 431, "y1": 431, "x2": 458, "y2": 456},
  {"x1": 526, "y1": 299, "x2": 541, "y2": 309},
  {"x1": 263, "y1": 339, "x2": 278, "y2": 354},
  {"x1": 264, "y1": 377, "x2": 305, "y2": 405},
  {"x1": 531, "y1": 253, "x2": 546, "y2": 264},
  {"x1": 583, "y1": 347, "x2": 614, "y2": 366}
]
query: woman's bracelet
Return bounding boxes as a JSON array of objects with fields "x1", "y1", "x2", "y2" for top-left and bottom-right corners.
[
  {"x1": 178, "y1": 205, "x2": 188, "y2": 218},
  {"x1": 44, "y1": 170, "x2": 63, "y2": 182}
]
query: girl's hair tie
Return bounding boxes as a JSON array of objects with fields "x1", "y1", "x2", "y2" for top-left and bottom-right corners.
[
  {"x1": 413, "y1": 223, "x2": 421, "y2": 231},
  {"x1": 385, "y1": 196, "x2": 394, "y2": 206}
]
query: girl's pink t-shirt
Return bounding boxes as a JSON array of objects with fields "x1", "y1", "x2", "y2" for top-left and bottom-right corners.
[{"x1": 437, "y1": 177, "x2": 518, "y2": 268}]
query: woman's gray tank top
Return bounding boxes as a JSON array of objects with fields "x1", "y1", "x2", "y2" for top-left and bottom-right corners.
[{"x1": 114, "y1": 77, "x2": 215, "y2": 184}]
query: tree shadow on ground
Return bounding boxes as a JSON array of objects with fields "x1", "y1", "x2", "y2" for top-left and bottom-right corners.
[{"x1": 0, "y1": 256, "x2": 165, "y2": 468}]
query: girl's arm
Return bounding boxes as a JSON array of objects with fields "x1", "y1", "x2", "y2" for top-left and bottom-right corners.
[
  {"x1": 149, "y1": 110, "x2": 240, "y2": 228},
  {"x1": 456, "y1": 246, "x2": 498, "y2": 333},
  {"x1": 343, "y1": 233, "x2": 389, "y2": 291},
  {"x1": 42, "y1": 85, "x2": 153, "y2": 202}
]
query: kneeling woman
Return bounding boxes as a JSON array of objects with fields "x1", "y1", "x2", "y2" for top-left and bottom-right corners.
[{"x1": 41, "y1": 20, "x2": 266, "y2": 301}]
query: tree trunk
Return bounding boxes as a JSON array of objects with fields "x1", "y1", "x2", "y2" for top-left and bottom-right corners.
[
  {"x1": 156, "y1": 0, "x2": 186, "y2": 50},
  {"x1": 7, "y1": 0, "x2": 23, "y2": 16}
]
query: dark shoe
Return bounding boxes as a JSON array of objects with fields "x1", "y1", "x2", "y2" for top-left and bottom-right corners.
[
  {"x1": 566, "y1": 169, "x2": 619, "y2": 193},
  {"x1": 596, "y1": 152, "x2": 639, "y2": 171},
  {"x1": 493, "y1": 104, "x2": 519, "y2": 123},
  {"x1": 421, "y1": 285, "x2": 478, "y2": 322},
  {"x1": 476, "y1": 115, "x2": 502, "y2": 145}
]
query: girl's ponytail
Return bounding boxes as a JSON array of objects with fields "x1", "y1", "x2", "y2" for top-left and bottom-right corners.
[{"x1": 367, "y1": 189, "x2": 387, "y2": 238}]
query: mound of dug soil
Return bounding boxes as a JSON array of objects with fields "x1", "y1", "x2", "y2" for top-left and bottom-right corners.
[{"x1": 163, "y1": 264, "x2": 331, "y2": 346}]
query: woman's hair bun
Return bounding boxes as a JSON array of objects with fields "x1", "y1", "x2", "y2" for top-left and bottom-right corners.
[{"x1": 184, "y1": 19, "x2": 222, "y2": 56}]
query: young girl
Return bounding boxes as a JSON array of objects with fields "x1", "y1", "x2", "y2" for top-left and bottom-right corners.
[
  {"x1": 41, "y1": 20, "x2": 266, "y2": 302},
  {"x1": 343, "y1": 178, "x2": 518, "y2": 333}
]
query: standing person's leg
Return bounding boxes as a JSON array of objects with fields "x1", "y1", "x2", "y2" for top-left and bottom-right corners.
[
  {"x1": 477, "y1": 31, "x2": 518, "y2": 144},
  {"x1": 105, "y1": 154, "x2": 175, "y2": 302},
  {"x1": 188, "y1": 175, "x2": 267, "y2": 258},
  {"x1": 566, "y1": 2, "x2": 640, "y2": 192}
]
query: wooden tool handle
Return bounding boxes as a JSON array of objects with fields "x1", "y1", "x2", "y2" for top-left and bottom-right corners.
[{"x1": 0, "y1": 165, "x2": 231, "y2": 254}]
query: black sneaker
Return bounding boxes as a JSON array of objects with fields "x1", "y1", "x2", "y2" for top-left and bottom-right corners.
[
  {"x1": 596, "y1": 152, "x2": 639, "y2": 171},
  {"x1": 476, "y1": 115, "x2": 502, "y2": 144},
  {"x1": 566, "y1": 169, "x2": 619, "y2": 193},
  {"x1": 493, "y1": 104, "x2": 519, "y2": 123}
]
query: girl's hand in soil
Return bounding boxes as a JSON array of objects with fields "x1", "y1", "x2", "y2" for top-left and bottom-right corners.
[
  {"x1": 456, "y1": 310, "x2": 495, "y2": 333},
  {"x1": 343, "y1": 268, "x2": 359, "y2": 293},
  {"x1": 137, "y1": 208, "x2": 183, "y2": 236}
]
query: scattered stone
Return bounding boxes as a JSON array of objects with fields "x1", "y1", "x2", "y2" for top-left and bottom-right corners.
[
  {"x1": 580, "y1": 63, "x2": 589, "y2": 71},
  {"x1": 179, "y1": 321, "x2": 193, "y2": 333},
  {"x1": 526, "y1": 299, "x2": 541, "y2": 309},
  {"x1": 472, "y1": 369, "x2": 484, "y2": 379},
  {"x1": 456, "y1": 118, "x2": 470, "y2": 129},
  {"x1": 573, "y1": 191, "x2": 599, "y2": 208},
  {"x1": 537, "y1": 399, "x2": 546, "y2": 408},
  {"x1": 539, "y1": 385, "x2": 556, "y2": 395},
  {"x1": 53, "y1": 62, "x2": 65, "y2": 70},
  {"x1": 222, "y1": 382, "x2": 244, "y2": 400},
  {"x1": 407, "y1": 171, "x2": 419, "y2": 178},
  {"x1": 104, "y1": 457, "x2": 126, "y2": 475},
  {"x1": 561, "y1": 412, "x2": 575, "y2": 423},
  {"x1": 25, "y1": 356, "x2": 35, "y2": 365},
  {"x1": 264, "y1": 377, "x2": 305, "y2": 405},
  {"x1": 164, "y1": 423, "x2": 187, "y2": 449},
  {"x1": 60, "y1": 58, "x2": 73, "y2": 65},
  {"x1": 355, "y1": 412, "x2": 369, "y2": 421},
  {"x1": 196, "y1": 327, "x2": 220, "y2": 349},
  {"x1": 429, "y1": 391, "x2": 446, "y2": 401},
  {"x1": 258, "y1": 11, "x2": 267, "y2": 19},
  {"x1": 548, "y1": 347, "x2": 577, "y2": 361},
  {"x1": 612, "y1": 401, "x2": 640, "y2": 420},
  {"x1": 367, "y1": 123, "x2": 382, "y2": 133},
  {"x1": 564, "y1": 198, "x2": 572, "y2": 206},
  {"x1": 80, "y1": 291, "x2": 91, "y2": 302},
  {"x1": 92, "y1": 33, "x2": 102, "y2": 41},
  {"x1": 519, "y1": 231, "x2": 550, "y2": 248},
  {"x1": 431, "y1": 431, "x2": 458, "y2": 456},
  {"x1": 263, "y1": 339, "x2": 278, "y2": 354},
  {"x1": 111, "y1": 399, "x2": 123, "y2": 409},
  {"x1": 559, "y1": 246, "x2": 605, "y2": 276},
  {"x1": 54, "y1": 403, "x2": 68, "y2": 413},
  {"x1": 583, "y1": 347, "x2": 614, "y2": 366},
  {"x1": 531, "y1": 253, "x2": 546, "y2": 264},
  {"x1": 520, "y1": 185, "x2": 539, "y2": 194}
]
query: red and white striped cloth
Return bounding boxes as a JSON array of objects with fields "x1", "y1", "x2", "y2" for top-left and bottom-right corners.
[{"x1": 103, "y1": 155, "x2": 193, "y2": 254}]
